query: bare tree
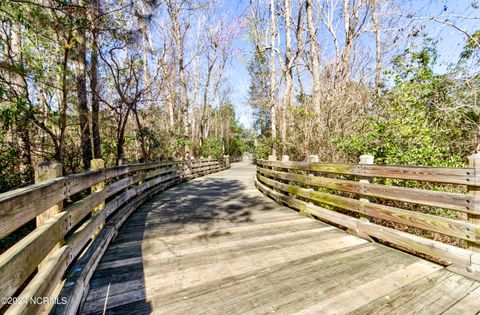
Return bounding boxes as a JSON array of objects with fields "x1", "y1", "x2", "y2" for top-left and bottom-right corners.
[
  {"x1": 371, "y1": 0, "x2": 382, "y2": 93},
  {"x1": 306, "y1": 0, "x2": 320, "y2": 111},
  {"x1": 90, "y1": 0, "x2": 102, "y2": 158},
  {"x1": 73, "y1": 2, "x2": 92, "y2": 170},
  {"x1": 167, "y1": 0, "x2": 191, "y2": 157},
  {"x1": 269, "y1": 0, "x2": 278, "y2": 157}
]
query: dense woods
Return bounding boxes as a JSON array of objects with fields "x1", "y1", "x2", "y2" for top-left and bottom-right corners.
[
  {"x1": 247, "y1": 0, "x2": 480, "y2": 167},
  {"x1": 1, "y1": 0, "x2": 480, "y2": 192},
  {"x1": 0, "y1": 0, "x2": 247, "y2": 192},
  {"x1": 244, "y1": 0, "x2": 480, "y2": 251},
  {"x1": 2, "y1": 3, "x2": 480, "y2": 311}
]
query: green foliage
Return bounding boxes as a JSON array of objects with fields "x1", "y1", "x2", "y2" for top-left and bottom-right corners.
[
  {"x1": 0, "y1": 98, "x2": 32, "y2": 129},
  {"x1": 200, "y1": 138, "x2": 223, "y2": 158},
  {"x1": 253, "y1": 136, "x2": 273, "y2": 160},
  {"x1": 460, "y1": 29, "x2": 480, "y2": 59},
  {"x1": 336, "y1": 41, "x2": 465, "y2": 167},
  {"x1": 227, "y1": 137, "x2": 245, "y2": 157},
  {"x1": 0, "y1": 147, "x2": 22, "y2": 193},
  {"x1": 248, "y1": 49, "x2": 271, "y2": 136}
]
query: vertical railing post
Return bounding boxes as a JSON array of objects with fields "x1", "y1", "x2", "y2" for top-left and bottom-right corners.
[
  {"x1": 307, "y1": 155, "x2": 319, "y2": 182},
  {"x1": 90, "y1": 159, "x2": 105, "y2": 238},
  {"x1": 468, "y1": 153, "x2": 480, "y2": 252},
  {"x1": 359, "y1": 154, "x2": 374, "y2": 199},
  {"x1": 90, "y1": 158, "x2": 105, "y2": 213},
  {"x1": 281, "y1": 154, "x2": 292, "y2": 199},
  {"x1": 302, "y1": 155, "x2": 319, "y2": 217},
  {"x1": 307, "y1": 155, "x2": 319, "y2": 188},
  {"x1": 359, "y1": 154, "x2": 374, "y2": 221},
  {"x1": 189, "y1": 156, "x2": 195, "y2": 177},
  {"x1": 35, "y1": 161, "x2": 63, "y2": 266},
  {"x1": 180, "y1": 159, "x2": 187, "y2": 180},
  {"x1": 268, "y1": 155, "x2": 277, "y2": 177},
  {"x1": 267, "y1": 155, "x2": 277, "y2": 175},
  {"x1": 223, "y1": 155, "x2": 230, "y2": 169},
  {"x1": 35, "y1": 161, "x2": 63, "y2": 227}
]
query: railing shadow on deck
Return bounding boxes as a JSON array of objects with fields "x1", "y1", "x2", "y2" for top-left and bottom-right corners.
[
  {"x1": 79, "y1": 203, "x2": 154, "y2": 315},
  {"x1": 0, "y1": 157, "x2": 232, "y2": 315},
  {"x1": 79, "y1": 174, "x2": 278, "y2": 314}
]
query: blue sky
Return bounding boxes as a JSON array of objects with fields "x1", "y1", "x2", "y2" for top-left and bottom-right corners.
[
  {"x1": 219, "y1": 0, "x2": 480, "y2": 129},
  {"x1": 217, "y1": 0, "x2": 252, "y2": 129}
]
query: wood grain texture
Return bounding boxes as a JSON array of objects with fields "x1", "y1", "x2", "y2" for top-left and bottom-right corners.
[
  {"x1": 42, "y1": 161, "x2": 225, "y2": 315},
  {"x1": 0, "y1": 212, "x2": 67, "y2": 299},
  {"x1": 76, "y1": 162, "x2": 480, "y2": 315},
  {"x1": 256, "y1": 173, "x2": 480, "y2": 243},
  {"x1": 0, "y1": 159, "x2": 225, "y2": 315},
  {"x1": 255, "y1": 176, "x2": 478, "y2": 268},
  {"x1": 442, "y1": 285, "x2": 480, "y2": 314},
  {"x1": 348, "y1": 271, "x2": 480, "y2": 314},
  {"x1": 4, "y1": 246, "x2": 69, "y2": 315},
  {"x1": 257, "y1": 159, "x2": 474, "y2": 185},
  {"x1": 294, "y1": 260, "x2": 443, "y2": 315},
  {"x1": 257, "y1": 166, "x2": 477, "y2": 213}
]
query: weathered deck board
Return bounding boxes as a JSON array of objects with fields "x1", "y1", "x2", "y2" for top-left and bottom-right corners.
[{"x1": 80, "y1": 162, "x2": 480, "y2": 315}]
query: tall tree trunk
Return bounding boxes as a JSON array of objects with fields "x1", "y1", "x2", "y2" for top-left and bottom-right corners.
[
  {"x1": 168, "y1": 93, "x2": 175, "y2": 131},
  {"x1": 282, "y1": 0, "x2": 293, "y2": 154},
  {"x1": 116, "y1": 103, "x2": 134, "y2": 165},
  {"x1": 140, "y1": 15, "x2": 152, "y2": 108},
  {"x1": 116, "y1": 133, "x2": 125, "y2": 166},
  {"x1": 178, "y1": 40, "x2": 190, "y2": 156},
  {"x1": 306, "y1": 0, "x2": 321, "y2": 112},
  {"x1": 74, "y1": 11, "x2": 92, "y2": 171},
  {"x1": 339, "y1": 0, "x2": 359, "y2": 83},
  {"x1": 133, "y1": 104, "x2": 148, "y2": 161},
  {"x1": 200, "y1": 61, "x2": 215, "y2": 146},
  {"x1": 269, "y1": 0, "x2": 277, "y2": 157},
  {"x1": 371, "y1": 0, "x2": 382, "y2": 93},
  {"x1": 58, "y1": 31, "x2": 73, "y2": 163},
  {"x1": 10, "y1": 23, "x2": 32, "y2": 179},
  {"x1": 90, "y1": 0, "x2": 101, "y2": 158},
  {"x1": 167, "y1": 67, "x2": 176, "y2": 133},
  {"x1": 167, "y1": 0, "x2": 190, "y2": 157}
]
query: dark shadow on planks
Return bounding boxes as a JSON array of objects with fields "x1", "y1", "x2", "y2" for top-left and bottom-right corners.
[{"x1": 81, "y1": 175, "x2": 278, "y2": 314}]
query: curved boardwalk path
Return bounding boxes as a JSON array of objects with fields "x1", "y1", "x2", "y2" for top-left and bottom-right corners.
[{"x1": 81, "y1": 162, "x2": 480, "y2": 314}]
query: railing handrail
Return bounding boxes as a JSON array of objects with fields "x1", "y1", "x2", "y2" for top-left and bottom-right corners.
[
  {"x1": 255, "y1": 156, "x2": 480, "y2": 275},
  {"x1": 0, "y1": 160, "x2": 184, "y2": 240},
  {"x1": 0, "y1": 157, "x2": 230, "y2": 315},
  {"x1": 259, "y1": 160, "x2": 475, "y2": 185}
]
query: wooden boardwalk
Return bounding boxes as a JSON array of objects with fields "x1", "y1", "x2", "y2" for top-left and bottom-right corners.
[{"x1": 80, "y1": 162, "x2": 480, "y2": 315}]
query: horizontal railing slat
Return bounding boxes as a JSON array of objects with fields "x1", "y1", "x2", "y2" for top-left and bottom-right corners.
[
  {"x1": 0, "y1": 179, "x2": 65, "y2": 240},
  {"x1": 257, "y1": 160, "x2": 474, "y2": 185},
  {"x1": 0, "y1": 212, "x2": 67, "y2": 299},
  {"x1": 53, "y1": 227, "x2": 115, "y2": 315},
  {"x1": 257, "y1": 174, "x2": 479, "y2": 243},
  {"x1": 4, "y1": 246, "x2": 69, "y2": 315},
  {"x1": 257, "y1": 167, "x2": 477, "y2": 213},
  {"x1": 67, "y1": 212, "x2": 106, "y2": 260},
  {"x1": 68, "y1": 190, "x2": 106, "y2": 230},
  {"x1": 0, "y1": 162, "x2": 180, "y2": 240},
  {"x1": 255, "y1": 177, "x2": 480, "y2": 267},
  {"x1": 0, "y1": 158, "x2": 227, "y2": 313}
]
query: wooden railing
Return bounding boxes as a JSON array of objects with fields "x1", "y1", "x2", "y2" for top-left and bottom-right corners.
[
  {"x1": 0, "y1": 157, "x2": 229, "y2": 314},
  {"x1": 256, "y1": 154, "x2": 480, "y2": 276}
]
